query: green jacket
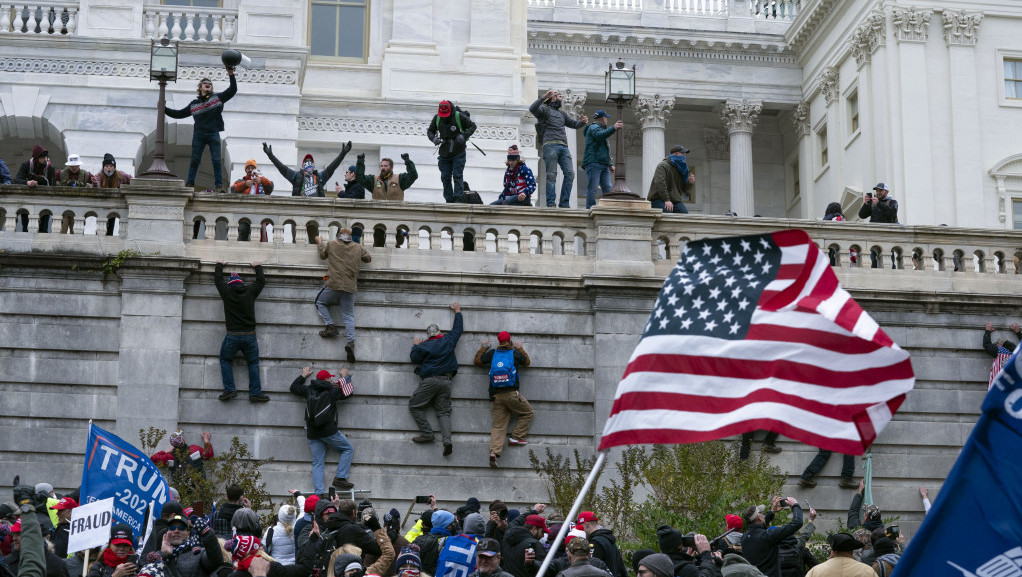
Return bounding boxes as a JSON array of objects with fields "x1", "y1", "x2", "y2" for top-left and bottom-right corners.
[
  {"x1": 646, "y1": 157, "x2": 688, "y2": 203},
  {"x1": 582, "y1": 123, "x2": 616, "y2": 167},
  {"x1": 355, "y1": 156, "x2": 418, "y2": 195}
]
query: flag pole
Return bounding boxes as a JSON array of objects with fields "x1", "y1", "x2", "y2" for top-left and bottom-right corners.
[{"x1": 535, "y1": 451, "x2": 608, "y2": 577}]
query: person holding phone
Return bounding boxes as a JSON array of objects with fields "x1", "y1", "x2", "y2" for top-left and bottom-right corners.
[{"x1": 87, "y1": 525, "x2": 137, "y2": 577}]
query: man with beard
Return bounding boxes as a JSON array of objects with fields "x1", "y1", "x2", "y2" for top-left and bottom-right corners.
[
  {"x1": 13, "y1": 145, "x2": 55, "y2": 232},
  {"x1": 500, "y1": 515, "x2": 547, "y2": 577},
  {"x1": 263, "y1": 142, "x2": 352, "y2": 198},
  {"x1": 159, "y1": 514, "x2": 226, "y2": 577},
  {"x1": 469, "y1": 539, "x2": 512, "y2": 577},
  {"x1": 166, "y1": 65, "x2": 236, "y2": 193},
  {"x1": 214, "y1": 260, "x2": 268, "y2": 402},
  {"x1": 529, "y1": 90, "x2": 588, "y2": 208},
  {"x1": 355, "y1": 153, "x2": 417, "y2": 201}
]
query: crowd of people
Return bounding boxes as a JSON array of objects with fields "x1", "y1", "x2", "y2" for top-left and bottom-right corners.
[{"x1": 0, "y1": 474, "x2": 925, "y2": 577}]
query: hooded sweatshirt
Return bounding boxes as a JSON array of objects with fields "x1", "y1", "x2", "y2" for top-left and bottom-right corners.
[
  {"x1": 426, "y1": 101, "x2": 477, "y2": 159},
  {"x1": 289, "y1": 374, "x2": 352, "y2": 439},
  {"x1": 213, "y1": 263, "x2": 265, "y2": 332},
  {"x1": 14, "y1": 145, "x2": 55, "y2": 186}
]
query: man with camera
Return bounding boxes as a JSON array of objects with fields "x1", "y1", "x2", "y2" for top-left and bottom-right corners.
[
  {"x1": 530, "y1": 90, "x2": 588, "y2": 208},
  {"x1": 500, "y1": 514, "x2": 547, "y2": 577},
  {"x1": 739, "y1": 496, "x2": 803, "y2": 577},
  {"x1": 655, "y1": 526, "x2": 720, "y2": 577},
  {"x1": 857, "y1": 183, "x2": 898, "y2": 223}
]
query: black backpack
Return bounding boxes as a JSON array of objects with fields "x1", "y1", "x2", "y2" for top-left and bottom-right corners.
[
  {"x1": 306, "y1": 387, "x2": 336, "y2": 428},
  {"x1": 777, "y1": 540, "x2": 804, "y2": 577}
]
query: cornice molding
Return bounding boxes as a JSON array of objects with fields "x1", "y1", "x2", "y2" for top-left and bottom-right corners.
[
  {"x1": 786, "y1": 0, "x2": 843, "y2": 54},
  {"x1": 942, "y1": 9, "x2": 983, "y2": 47},
  {"x1": 528, "y1": 31, "x2": 796, "y2": 66},
  {"x1": 0, "y1": 57, "x2": 297, "y2": 84}
]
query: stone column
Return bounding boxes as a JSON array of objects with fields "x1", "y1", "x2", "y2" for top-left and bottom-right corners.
[
  {"x1": 561, "y1": 89, "x2": 587, "y2": 208},
  {"x1": 892, "y1": 7, "x2": 935, "y2": 225},
  {"x1": 943, "y1": 9, "x2": 984, "y2": 227},
  {"x1": 633, "y1": 94, "x2": 674, "y2": 198},
  {"x1": 819, "y1": 67, "x2": 842, "y2": 206},
  {"x1": 721, "y1": 99, "x2": 762, "y2": 217},
  {"x1": 850, "y1": 11, "x2": 885, "y2": 189},
  {"x1": 791, "y1": 102, "x2": 812, "y2": 219}
]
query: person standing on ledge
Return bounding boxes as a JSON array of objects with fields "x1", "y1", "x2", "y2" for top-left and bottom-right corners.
[
  {"x1": 214, "y1": 260, "x2": 268, "y2": 402},
  {"x1": 530, "y1": 90, "x2": 588, "y2": 208},
  {"x1": 581, "y1": 110, "x2": 622, "y2": 209},
  {"x1": 427, "y1": 100, "x2": 477, "y2": 203},
  {"x1": 166, "y1": 63, "x2": 237, "y2": 193},
  {"x1": 409, "y1": 302, "x2": 463, "y2": 456}
]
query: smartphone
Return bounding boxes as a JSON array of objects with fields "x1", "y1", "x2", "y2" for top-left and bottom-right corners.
[
  {"x1": 329, "y1": 487, "x2": 336, "y2": 499},
  {"x1": 415, "y1": 495, "x2": 431, "y2": 504},
  {"x1": 125, "y1": 555, "x2": 138, "y2": 565},
  {"x1": 191, "y1": 501, "x2": 205, "y2": 517},
  {"x1": 803, "y1": 499, "x2": 812, "y2": 511}
]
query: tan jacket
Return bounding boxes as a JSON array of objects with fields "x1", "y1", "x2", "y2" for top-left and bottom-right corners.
[
  {"x1": 805, "y1": 556, "x2": 876, "y2": 577},
  {"x1": 372, "y1": 172, "x2": 404, "y2": 201},
  {"x1": 318, "y1": 238, "x2": 371, "y2": 293}
]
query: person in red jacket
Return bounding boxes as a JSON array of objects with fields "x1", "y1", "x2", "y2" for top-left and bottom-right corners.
[
  {"x1": 151, "y1": 430, "x2": 214, "y2": 489},
  {"x1": 232, "y1": 160, "x2": 274, "y2": 195}
]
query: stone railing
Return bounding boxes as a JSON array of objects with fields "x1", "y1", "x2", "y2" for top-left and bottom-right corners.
[
  {"x1": 0, "y1": 1, "x2": 79, "y2": 35},
  {"x1": 4, "y1": 185, "x2": 1022, "y2": 281},
  {"x1": 528, "y1": 0, "x2": 799, "y2": 20},
  {"x1": 142, "y1": 3, "x2": 237, "y2": 43}
]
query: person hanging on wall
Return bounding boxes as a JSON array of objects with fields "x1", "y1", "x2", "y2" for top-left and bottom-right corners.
[{"x1": 165, "y1": 63, "x2": 237, "y2": 193}]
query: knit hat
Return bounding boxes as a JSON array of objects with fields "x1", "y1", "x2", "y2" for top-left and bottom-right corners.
[
  {"x1": 347, "y1": 165, "x2": 357, "y2": 173},
  {"x1": 426, "y1": 324, "x2": 441, "y2": 338},
  {"x1": 864, "y1": 505, "x2": 882, "y2": 523},
  {"x1": 631, "y1": 549, "x2": 656, "y2": 575},
  {"x1": 316, "y1": 370, "x2": 335, "y2": 381},
  {"x1": 726, "y1": 514, "x2": 743, "y2": 532},
  {"x1": 639, "y1": 553, "x2": 675, "y2": 577},
  {"x1": 278, "y1": 504, "x2": 298, "y2": 526},
  {"x1": 227, "y1": 534, "x2": 261, "y2": 566},
  {"x1": 396, "y1": 546, "x2": 422, "y2": 570},
  {"x1": 873, "y1": 537, "x2": 897, "y2": 556},
  {"x1": 10, "y1": 519, "x2": 21, "y2": 533},
  {"x1": 0, "y1": 503, "x2": 16, "y2": 519},
  {"x1": 507, "y1": 509, "x2": 520, "y2": 522},
  {"x1": 137, "y1": 562, "x2": 166, "y2": 577},
  {"x1": 228, "y1": 273, "x2": 243, "y2": 286},
  {"x1": 565, "y1": 528, "x2": 587, "y2": 546},
  {"x1": 162, "y1": 502, "x2": 185, "y2": 519},
  {"x1": 32, "y1": 145, "x2": 48, "y2": 163},
  {"x1": 462, "y1": 512, "x2": 485, "y2": 536},
  {"x1": 656, "y1": 525, "x2": 684, "y2": 553},
  {"x1": 419, "y1": 509, "x2": 433, "y2": 529},
  {"x1": 110, "y1": 523, "x2": 134, "y2": 546},
  {"x1": 303, "y1": 494, "x2": 319, "y2": 513},
  {"x1": 245, "y1": 159, "x2": 258, "y2": 169},
  {"x1": 430, "y1": 510, "x2": 455, "y2": 531},
  {"x1": 102, "y1": 153, "x2": 116, "y2": 168},
  {"x1": 507, "y1": 145, "x2": 520, "y2": 161},
  {"x1": 438, "y1": 101, "x2": 453, "y2": 118},
  {"x1": 334, "y1": 553, "x2": 363, "y2": 576},
  {"x1": 35, "y1": 483, "x2": 53, "y2": 495},
  {"x1": 464, "y1": 497, "x2": 481, "y2": 513},
  {"x1": 497, "y1": 331, "x2": 512, "y2": 343},
  {"x1": 169, "y1": 430, "x2": 185, "y2": 447}
]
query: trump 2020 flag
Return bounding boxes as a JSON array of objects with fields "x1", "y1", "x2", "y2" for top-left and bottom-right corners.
[
  {"x1": 895, "y1": 350, "x2": 1022, "y2": 577},
  {"x1": 80, "y1": 423, "x2": 170, "y2": 546},
  {"x1": 599, "y1": 230, "x2": 914, "y2": 455}
]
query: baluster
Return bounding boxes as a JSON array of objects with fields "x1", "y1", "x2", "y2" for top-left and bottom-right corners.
[
  {"x1": 273, "y1": 223, "x2": 284, "y2": 244},
  {"x1": 385, "y1": 230, "x2": 397, "y2": 248},
  {"x1": 563, "y1": 236, "x2": 577, "y2": 257},
  {"x1": 27, "y1": 213, "x2": 39, "y2": 231},
  {"x1": 170, "y1": 12, "x2": 182, "y2": 40},
  {"x1": 982, "y1": 254, "x2": 997, "y2": 274},
  {"x1": 226, "y1": 221, "x2": 238, "y2": 242},
  {"x1": 196, "y1": 13, "x2": 208, "y2": 41},
  {"x1": 144, "y1": 12, "x2": 155, "y2": 38},
  {"x1": 222, "y1": 15, "x2": 235, "y2": 42},
  {"x1": 157, "y1": 13, "x2": 168, "y2": 38},
  {"x1": 210, "y1": 14, "x2": 221, "y2": 41},
  {"x1": 26, "y1": 5, "x2": 38, "y2": 34},
  {"x1": 1, "y1": 5, "x2": 10, "y2": 32},
  {"x1": 4, "y1": 213, "x2": 16, "y2": 231},
  {"x1": 519, "y1": 235, "x2": 530, "y2": 254},
  {"x1": 182, "y1": 11, "x2": 195, "y2": 40},
  {"x1": 66, "y1": 7, "x2": 76, "y2": 34}
]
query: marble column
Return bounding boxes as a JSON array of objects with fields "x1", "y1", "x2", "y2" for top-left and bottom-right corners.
[
  {"x1": 819, "y1": 67, "x2": 842, "y2": 208},
  {"x1": 633, "y1": 94, "x2": 674, "y2": 198},
  {"x1": 892, "y1": 7, "x2": 934, "y2": 225},
  {"x1": 943, "y1": 9, "x2": 984, "y2": 227},
  {"x1": 791, "y1": 102, "x2": 812, "y2": 219},
  {"x1": 722, "y1": 99, "x2": 762, "y2": 217},
  {"x1": 850, "y1": 10, "x2": 885, "y2": 190}
]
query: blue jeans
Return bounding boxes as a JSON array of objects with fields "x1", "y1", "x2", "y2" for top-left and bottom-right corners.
[
  {"x1": 650, "y1": 199, "x2": 689, "y2": 214},
  {"x1": 308, "y1": 430, "x2": 354, "y2": 492},
  {"x1": 438, "y1": 151, "x2": 467, "y2": 203},
  {"x1": 219, "y1": 333, "x2": 261, "y2": 395},
  {"x1": 542, "y1": 143, "x2": 574, "y2": 207},
  {"x1": 491, "y1": 196, "x2": 532, "y2": 206},
  {"x1": 584, "y1": 163, "x2": 612, "y2": 209},
  {"x1": 315, "y1": 287, "x2": 356, "y2": 342},
  {"x1": 187, "y1": 131, "x2": 223, "y2": 188}
]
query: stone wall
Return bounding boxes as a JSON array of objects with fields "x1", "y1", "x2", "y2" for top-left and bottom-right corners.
[{"x1": 2, "y1": 180, "x2": 1021, "y2": 537}]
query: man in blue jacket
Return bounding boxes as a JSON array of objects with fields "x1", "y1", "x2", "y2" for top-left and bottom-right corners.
[{"x1": 408, "y1": 302, "x2": 463, "y2": 456}]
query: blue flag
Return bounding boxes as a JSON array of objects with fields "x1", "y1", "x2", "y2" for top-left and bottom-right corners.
[
  {"x1": 896, "y1": 349, "x2": 1022, "y2": 576},
  {"x1": 436, "y1": 534, "x2": 478, "y2": 577},
  {"x1": 80, "y1": 423, "x2": 170, "y2": 546}
]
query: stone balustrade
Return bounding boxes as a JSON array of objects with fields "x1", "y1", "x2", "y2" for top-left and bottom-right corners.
[
  {"x1": 142, "y1": 3, "x2": 237, "y2": 43},
  {"x1": 527, "y1": 0, "x2": 799, "y2": 21},
  {"x1": 0, "y1": 1, "x2": 78, "y2": 35}
]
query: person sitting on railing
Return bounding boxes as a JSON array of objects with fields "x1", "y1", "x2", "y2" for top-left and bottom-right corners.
[
  {"x1": 647, "y1": 145, "x2": 696, "y2": 214},
  {"x1": 335, "y1": 165, "x2": 366, "y2": 200},
  {"x1": 166, "y1": 64, "x2": 237, "y2": 193},
  {"x1": 263, "y1": 141, "x2": 351, "y2": 198},
  {"x1": 232, "y1": 159, "x2": 274, "y2": 195},
  {"x1": 355, "y1": 152, "x2": 418, "y2": 201},
  {"x1": 13, "y1": 145, "x2": 55, "y2": 232},
  {"x1": 492, "y1": 145, "x2": 535, "y2": 207}
]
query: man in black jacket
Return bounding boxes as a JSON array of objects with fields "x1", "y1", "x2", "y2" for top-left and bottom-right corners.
[
  {"x1": 655, "y1": 525, "x2": 720, "y2": 577},
  {"x1": 846, "y1": 481, "x2": 883, "y2": 532},
  {"x1": 48, "y1": 497, "x2": 76, "y2": 558},
  {"x1": 426, "y1": 100, "x2": 477, "y2": 203},
  {"x1": 576, "y1": 512, "x2": 626, "y2": 577},
  {"x1": 500, "y1": 515, "x2": 546, "y2": 577},
  {"x1": 739, "y1": 497, "x2": 803, "y2": 577},
  {"x1": 290, "y1": 366, "x2": 356, "y2": 492},
  {"x1": 13, "y1": 145, "x2": 55, "y2": 232},
  {"x1": 263, "y1": 142, "x2": 351, "y2": 198},
  {"x1": 212, "y1": 484, "x2": 247, "y2": 539},
  {"x1": 214, "y1": 260, "x2": 268, "y2": 402},
  {"x1": 301, "y1": 500, "x2": 381, "y2": 571},
  {"x1": 165, "y1": 65, "x2": 237, "y2": 192},
  {"x1": 857, "y1": 183, "x2": 899, "y2": 223}
]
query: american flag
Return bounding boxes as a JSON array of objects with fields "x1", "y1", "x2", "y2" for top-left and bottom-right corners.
[
  {"x1": 338, "y1": 376, "x2": 354, "y2": 397},
  {"x1": 989, "y1": 350, "x2": 1012, "y2": 390},
  {"x1": 598, "y1": 230, "x2": 915, "y2": 455}
]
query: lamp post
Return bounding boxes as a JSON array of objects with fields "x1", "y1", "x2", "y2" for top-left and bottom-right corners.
[
  {"x1": 140, "y1": 36, "x2": 179, "y2": 178},
  {"x1": 603, "y1": 59, "x2": 637, "y2": 199}
]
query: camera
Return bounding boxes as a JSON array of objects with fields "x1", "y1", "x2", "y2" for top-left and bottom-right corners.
[
  {"x1": 498, "y1": 509, "x2": 508, "y2": 520},
  {"x1": 886, "y1": 525, "x2": 900, "y2": 538},
  {"x1": 681, "y1": 532, "x2": 697, "y2": 549},
  {"x1": 865, "y1": 192, "x2": 873, "y2": 199}
]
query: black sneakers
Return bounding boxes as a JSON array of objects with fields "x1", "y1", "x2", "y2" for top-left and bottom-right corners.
[
  {"x1": 332, "y1": 478, "x2": 354, "y2": 490},
  {"x1": 218, "y1": 391, "x2": 238, "y2": 401},
  {"x1": 345, "y1": 341, "x2": 356, "y2": 363},
  {"x1": 443, "y1": 443, "x2": 453, "y2": 457},
  {"x1": 249, "y1": 394, "x2": 270, "y2": 403},
  {"x1": 320, "y1": 325, "x2": 339, "y2": 338}
]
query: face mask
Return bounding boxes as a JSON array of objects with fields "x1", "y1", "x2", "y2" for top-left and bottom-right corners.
[
  {"x1": 549, "y1": 100, "x2": 562, "y2": 109},
  {"x1": 104, "y1": 169, "x2": 115, "y2": 177}
]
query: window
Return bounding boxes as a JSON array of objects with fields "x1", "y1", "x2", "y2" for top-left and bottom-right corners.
[
  {"x1": 1013, "y1": 199, "x2": 1022, "y2": 229},
  {"x1": 1006, "y1": 59, "x2": 1022, "y2": 99},
  {"x1": 848, "y1": 92, "x2": 859, "y2": 133},
  {"x1": 792, "y1": 159, "x2": 800, "y2": 200},
  {"x1": 818, "y1": 126, "x2": 828, "y2": 167},
  {"x1": 310, "y1": 0, "x2": 367, "y2": 59}
]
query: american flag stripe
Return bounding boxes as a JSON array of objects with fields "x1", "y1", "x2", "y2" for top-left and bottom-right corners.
[{"x1": 599, "y1": 229, "x2": 914, "y2": 454}]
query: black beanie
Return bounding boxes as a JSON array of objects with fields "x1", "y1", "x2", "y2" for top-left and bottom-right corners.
[
  {"x1": 873, "y1": 537, "x2": 897, "y2": 556},
  {"x1": 656, "y1": 524, "x2": 684, "y2": 553},
  {"x1": 420, "y1": 509, "x2": 433, "y2": 529},
  {"x1": 103, "y1": 153, "x2": 116, "y2": 168}
]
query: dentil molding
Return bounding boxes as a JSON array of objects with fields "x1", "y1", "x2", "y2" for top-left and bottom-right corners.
[
  {"x1": 942, "y1": 9, "x2": 982, "y2": 47},
  {"x1": 0, "y1": 57, "x2": 297, "y2": 85},
  {"x1": 721, "y1": 99, "x2": 762, "y2": 134},
  {"x1": 892, "y1": 7, "x2": 933, "y2": 43},
  {"x1": 633, "y1": 94, "x2": 674, "y2": 130}
]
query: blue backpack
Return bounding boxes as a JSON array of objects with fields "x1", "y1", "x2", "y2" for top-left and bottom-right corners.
[{"x1": 488, "y1": 348, "x2": 517, "y2": 388}]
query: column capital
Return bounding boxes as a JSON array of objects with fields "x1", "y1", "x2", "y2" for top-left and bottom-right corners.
[
  {"x1": 721, "y1": 99, "x2": 762, "y2": 134},
  {"x1": 792, "y1": 102, "x2": 811, "y2": 138},
  {"x1": 633, "y1": 94, "x2": 674, "y2": 130},
  {"x1": 818, "y1": 67, "x2": 840, "y2": 106},
  {"x1": 561, "y1": 88, "x2": 587, "y2": 118},
  {"x1": 849, "y1": 10, "x2": 886, "y2": 68},
  {"x1": 892, "y1": 7, "x2": 933, "y2": 43},
  {"x1": 942, "y1": 9, "x2": 983, "y2": 47}
]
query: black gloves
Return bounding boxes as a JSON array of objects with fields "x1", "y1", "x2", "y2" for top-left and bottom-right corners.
[
  {"x1": 357, "y1": 153, "x2": 365, "y2": 162},
  {"x1": 431, "y1": 135, "x2": 442, "y2": 146},
  {"x1": 342, "y1": 141, "x2": 352, "y2": 155},
  {"x1": 400, "y1": 153, "x2": 410, "y2": 161},
  {"x1": 363, "y1": 512, "x2": 381, "y2": 532},
  {"x1": 262, "y1": 142, "x2": 271, "y2": 155},
  {"x1": 13, "y1": 484, "x2": 47, "y2": 512},
  {"x1": 455, "y1": 134, "x2": 465, "y2": 146}
]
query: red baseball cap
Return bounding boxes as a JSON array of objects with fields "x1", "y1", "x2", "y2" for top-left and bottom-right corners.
[
  {"x1": 726, "y1": 514, "x2": 743, "y2": 531},
  {"x1": 11, "y1": 519, "x2": 21, "y2": 533},
  {"x1": 577, "y1": 511, "x2": 599, "y2": 525},
  {"x1": 497, "y1": 331, "x2": 511, "y2": 343},
  {"x1": 304, "y1": 494, "x2": 320, "y2": 513},
  {"x1": 438, "y1": 101, "x2": 453, "y2": 118},
  {"x1": 316, "y1": 370, "x2": 335, "y2": 381},
  {"x1": 525, "y1": 514, "x2": 549, "y2": 533},
  {"x1": 50, "y1": 497, "x2": 79, "y2": 511}
]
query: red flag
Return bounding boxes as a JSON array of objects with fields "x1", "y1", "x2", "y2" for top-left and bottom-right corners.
[{"x1": 598, "y1": 230, "x2": 915, "y2": 455}]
